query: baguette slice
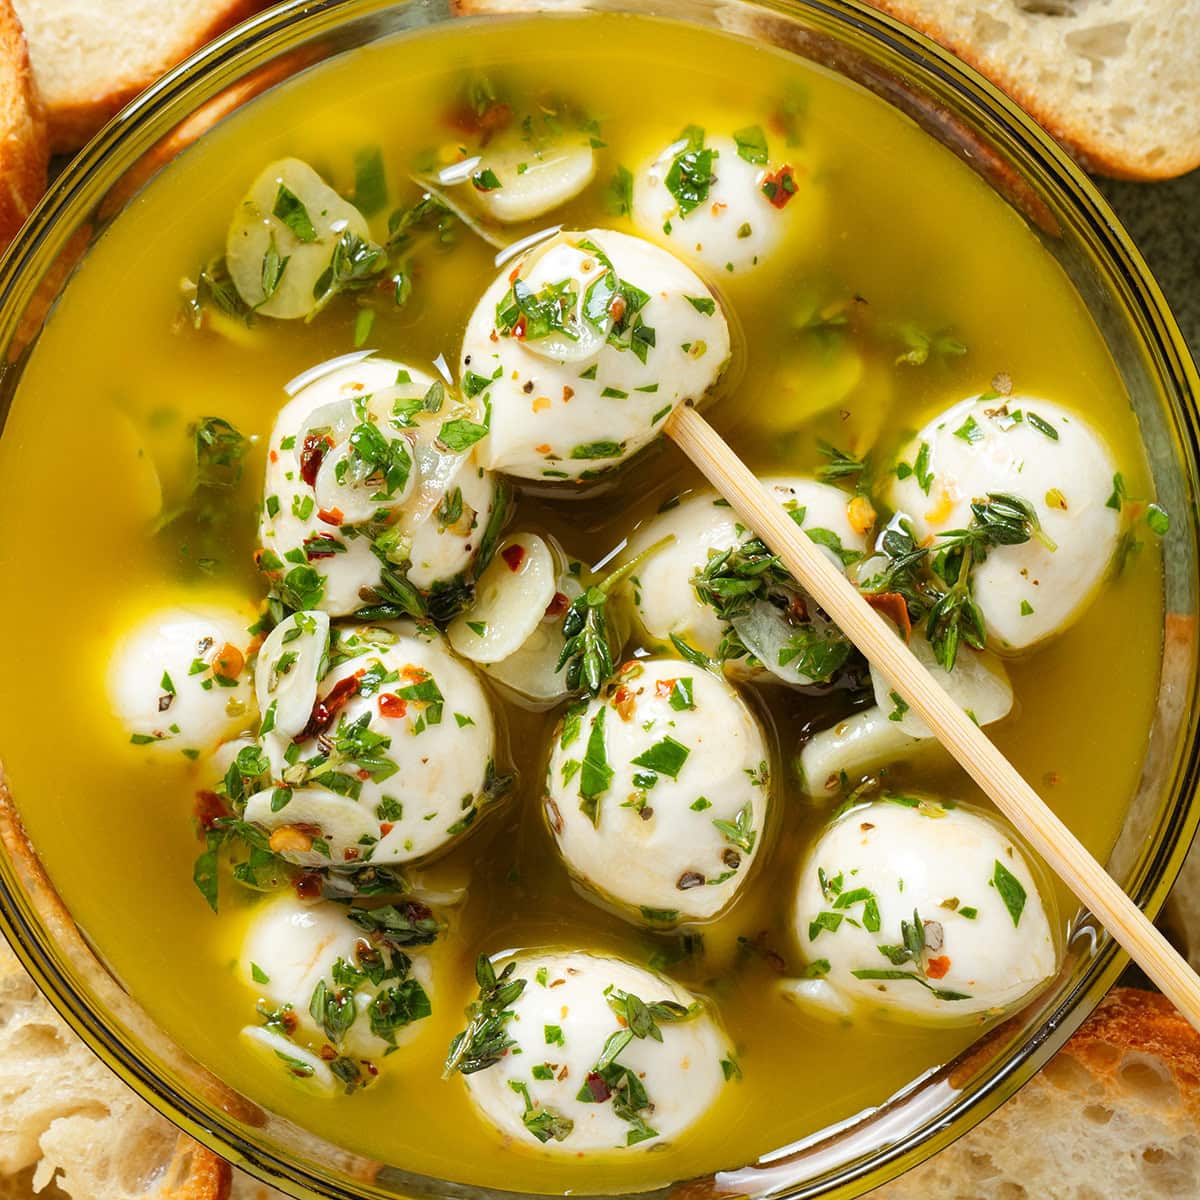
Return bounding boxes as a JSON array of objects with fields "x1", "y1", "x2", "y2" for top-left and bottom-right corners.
[
  {"x1": 877, "y1": 987, "x2": 1200, "y2": 1198},
  {"x1": 10, "y1": 1, "x2": 269, "y2": 153},
  {"x1": 0, "y1": 0, "x2": 46, "y2": 247},
  {"x1": 864, "y1": 0, "x2": 1200, "y2": 180}
]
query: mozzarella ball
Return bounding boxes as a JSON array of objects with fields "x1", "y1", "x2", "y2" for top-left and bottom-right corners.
[
  {"x1": 626, "y1": 477, "x2": 869, "y2": 668},
  {"x1": 259, "y1": 354, "x2": 502, "y2": 618},
  {"x1": 545, "y1": 657, "x2": 770, "y2": 923},
  {"x1": 460, "y1": 950, "x2": 730, "y2": 1152},
  {"x1": 244, "y1": 621, "x2": 499, "y2": 867},
  {"x1": 793, "y1": 798, "x2": 1058, "y2": 1022},
  {"x1": 890, "y1": 395, "x2": 1120, "y2": 650},
  {"x1": 632, "y1": 130, "x2": 812, "y2": 275},
  {"x1": 461, "y1": 229, "x2": 730, "y2": 481},
  {"x1": 108, "y1": 606, "x2": 254, "y2": 754},
  {"x1": 239, "y1": 894, "x2": 434, "y2": 1066}
]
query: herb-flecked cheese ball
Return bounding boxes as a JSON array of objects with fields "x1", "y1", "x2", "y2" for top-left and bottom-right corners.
[
  {"x1": 460, "y1": 229, "x2": 730, "y2": 481},
  {"x1": 544, "y1": 657, "x2": 769, "y2": 924},
  {"x1": 108, "y1": 605, "x2": 255, "y2": 755},
  {"x1": 244, "y1": 619, "x2": 500, "y2": 867},
  {"x1": 791, "y1": 797, "x2": 1058, "y2": 1022},
  {"x1": 239, "y1": 894, "x2": 435, "y2": 1092},
  {"x1": 889, "y1": 395, "x2": 1121, "y2": 650},
  {"x1": 258, "y1": 354, "x2": 502, "y2": 618},
  {"x1": 456, "y1": 951, "x2": 732, "y2": 1152}
]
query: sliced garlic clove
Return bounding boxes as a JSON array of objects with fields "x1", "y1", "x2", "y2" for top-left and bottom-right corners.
[{"x1": 253, "y1": 611, "x2": 330, "y2": 741}]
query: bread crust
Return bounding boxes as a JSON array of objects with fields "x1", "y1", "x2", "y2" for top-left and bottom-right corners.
[
  {"x1": 866, "y1": 0, "x2": 1200, "y2": 180},
  {"x1": 0, "y1": 0, "x2": 46, "y2": 248},
  {"x1": 18, "y1": 1, "x2": 269, "y2": 153}
]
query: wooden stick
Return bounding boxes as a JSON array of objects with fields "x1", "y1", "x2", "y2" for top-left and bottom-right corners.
[{"x1": 666, "y1": 403, "x2": 1200, "y2": 1031}]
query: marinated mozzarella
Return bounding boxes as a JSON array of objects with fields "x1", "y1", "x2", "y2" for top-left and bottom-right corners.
[
  {"x1": 447, "y1": 532, "x2": 584, "y2": 704},
  {"x1": 890, "y1": 395, "x2": 1120, "y2": 650},
  {"x1": 625, "y1": 478, "x2": 869, "y2": 670},
  {"x1": 460, "y1": 229, "x2": 730, "y2": 481},
  {"x1": 245, "y1": 621, "x2": 500, "y2": 867},
  {"x1": 545, "y1": 657, "x2": 769, "y2": 922},
  {"x1": 258, "y1": 354, "x2": 503, "y2": 618},
  {"x1": 226, "y1": 158, "x2": 383, "y2": 319},
  {"x1": 792, "y1": 798, "x2": 1058, "y2": 1021},
  {"x1": 239, "y1": 894, "x2": 434, "y2": 1088},
  {"x1": 108, "y1": 606, "x2": 254, "y2": 754},
  {"x1": 631, "y1": 128, "x2": 812, "y2": 275},
  {"x1": 456, "y1": 951, "x2": 730, "y2": 1151}
]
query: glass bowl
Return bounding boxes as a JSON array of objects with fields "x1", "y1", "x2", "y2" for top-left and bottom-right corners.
[{"x1": 0, "y1": 1, "x2": 1197, "y2": 1197}]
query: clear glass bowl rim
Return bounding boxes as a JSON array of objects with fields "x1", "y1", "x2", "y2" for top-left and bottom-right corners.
[{"x1": 0, "y1": 1, "x2": 1196, "y2": 1198}]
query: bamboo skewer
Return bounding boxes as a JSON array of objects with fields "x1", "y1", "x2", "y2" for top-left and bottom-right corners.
[{"x1": 666, "y1": 403, "x2": 1200, "y2": 1032}]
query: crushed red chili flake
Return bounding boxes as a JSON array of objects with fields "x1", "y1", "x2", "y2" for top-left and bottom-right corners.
[
  {"x1": 213, "y1": 642, "x2": 245, "y2": 680},
  {"x1": 294, "y1": 873, "x2": 322, "y2": 899},
  {"x1": 269, "y1": 449, "x2": 278, "y2": 464},
  {"x1": 299, "y1": 433, "x2": 333, "y2": 488},
  {"x1": 513, "y1": 315, "x2": 527, "y2": 340},
  {"x1": 609, "y1": 295, "x2": 627, "y2": 323},
  {"x1": 501, "y1": 544, "x2": 526, "y2": 572},
  {"x1": 277, "y1": 1010, "x2": 299, "y2": 1035},
  {"x1": 613, "y1": 686, "x2": 636, "y2": 721},
  {"x1": 317, "y1": 506, "x2": 344, "y2": 526},
  {"x1": 364, "y1": 1061, "x2": 379, "y2": 1077},
  {"x1": 304, "y1": 533, "x2": 341, "y2": 561},
  {"x1": 544, "y1": 591, "x2": 569, "y2": 618},
  {"x1": 445, "y1": 99, "x2": 511, "y2": 140},
  {"x1": 379, "y1": 693, "x2": 408, "y2": 719},
  {"x1": 761, "y1": 165, "x2": 799, "y2": 208},
  {"x1": 865, "y1": 592, "x2": 913, "y2": 643},
  {"x1": 925, "y1": 956, "x2": 951, "y2": 979},
  {"x1": 319, "y1": 1044, "x2": 338, "y2": 1061},
  {"x1": 654, "y1": 678, "x2": 678, "y2": 698},
  {"x1": 584, "y1": 1071, "x2": 612, "y2": 1102},
  {"x1": 380, "y1": 822, "x2": 395, "y2": 836},
  {"x1": 343, "y1": 846, "x2": 361, "y2": 861},
  {"x1": 194, "y1": 790, "x2": 228, "y2": 832},
  {"x1": 296, "y1": 670, "x2": 363, "y2": 742}
]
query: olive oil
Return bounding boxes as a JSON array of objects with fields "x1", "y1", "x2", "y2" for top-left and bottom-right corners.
[{"x1": 0, "y1": 13, "x2": 1162, "y2": 1193}]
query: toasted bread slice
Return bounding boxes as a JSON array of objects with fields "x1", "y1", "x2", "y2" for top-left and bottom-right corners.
[
  {"x1": 10, "y1": 1, "x2": 269, "y2": 153},
  {"x1": 878, "y1": 987, "x2": 1200, "y2": 1197},
  {"x1": 865, "y1": 0, "x2": 1200, "y2": 180},
  {"x1": 0, "y1": 0, "x2": 46, "y2": 248}
]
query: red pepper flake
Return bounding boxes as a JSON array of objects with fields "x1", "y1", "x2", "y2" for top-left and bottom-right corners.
[
  {"x1": 562, "y1": 386, "x2": 574, "y2": 402},
  {"x1": 299, "y1": 433, "x2": 333, "y2": 488},
  {"x1": 269, "y1": 449, "x2": 278, "y2": 464},
  {"x1": 296, "y1": 670, "x2": 363, "y2": 742},
  {"x1": 501, "y1": 544, "x2": 526, "y2": 572},
  {"x1": 380, "y1": 822, "x2": 395, "y2": 836},
  {"x1": 613, "y1": 685, "x2": 636, "y2": 721},
  {"x1": 356, "y1": 770, "x2": 371, "y2": 782},
  {"x1": 278, "y1": 1010, "x2": 299, "y2": 1036},
  {"x1": 584, "y1": 1071, "x2": 612, "y2": 1102},
  {"x1": 925, "y1": 956, "x2": 951, "y2": 980},
  {"x1": 609, "y1": 294, "x2": 627, "y2": 323},
  {"x1": 343, "y1": 846, "x2": 361, "y2": 861},
  {"x1": 761, "y1": 165, "x2": 799, "y2": 209},
  {"x1": 445, "y1": 99, "x2": 511, "y2": 139},
  {"x1": 193, "y1": 790, "x2": 228, "y2": 832},
  {"x1": 544, "y1": 592, "x2": 569, "y2": 618},
  {"x1": 379, "y1": 693, "x2": 408, "y2": 719},
  {"x1": 293, "y1": 873, "x2": 322, "y2": 900},
  {"x1": 319, "y1": 1044, "x2": 337, "y2": 1062},
  {"x1": 317, "y1": 507, "x2": 344, "y2": 526},
  {"x1": 212, "y1": 642, "x2": 245, "y2": 680},
  {"x1": 363, "y1": 1061, "x2": 379, "y2": 1077},
  {"x1": 508, "y1": 266, "x2": 521, "y2": 285},
  {"x1": 654, "y1": 678, "x2": 678, "y2": 699},
  {"x1": 865, "y1": 592, "x2": 913, "y2": 643},
  {"x1": 304, "y1": 533, "x2": 341, "y2": 561}
]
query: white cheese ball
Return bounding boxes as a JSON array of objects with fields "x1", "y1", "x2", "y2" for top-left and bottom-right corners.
[
  {"x1": 239, "y1": 893, "x2": 434, "y2": 1062},
  {"x1": 245, "y1": 621, "x2": 498, "y2": 867},
  {"x1": 461, "y1": 229, "x2": 730, "y2": 482},
  {"x1": 461, "y1": 950, "x2": 730, "y2": 1152},
  {"x1": 545, "y1": 658, "x2": 770, "y2": 923},
  {"x1": 626, "y1": 477, "x2": 869, "y2": 667},
  {"x1": 890, "y1": 395, "x2": 1120, "y2": 650},
  {"x1": 632, "y1": 131, "x2": 810, "y2": 275},
  {"x1": 793, "y1": 798, "x2": 1058, "y2": 1022},
  {"x1": 108, "y1": 606, "x2": 254, "y2": 755},
  {"x1": 259, "y1": 353, "x2": 501, "y2": 618}
]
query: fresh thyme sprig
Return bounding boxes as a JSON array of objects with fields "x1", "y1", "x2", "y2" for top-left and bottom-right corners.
[
  {"x1": 556, "y1": 535, "x2": 674, "y2": 695},
  {"x1": 443, "y1": 955, "x2": 527, "y2": 1078},
  {"x1": 691, "y1": 538, "x2": 791, "y2": 623}
]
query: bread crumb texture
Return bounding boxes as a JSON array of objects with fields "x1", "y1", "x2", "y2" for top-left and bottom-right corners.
[
  {"x1": 0, "y1": 938, "x2": 235, "y2": 1200},
  {"x1": 877, "y1": 988, "x2": 1200, "y2": 1198},
  {"x1": 10, "y1": 1, "x2": 269, "y2": 153},
  {"x1": 867, "y1": 0, "x2": 1200, "y2": 179}
]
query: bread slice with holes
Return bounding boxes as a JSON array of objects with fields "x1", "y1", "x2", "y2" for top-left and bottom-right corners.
[
  {"x1": 864, "y1": 0, "x2": 1200, "y2": 179},
  {"x1": 0, "y1": 936, "x2": 230, "y2": 1200},
  {"x1": 10, "y1": 1, "x2": 269, "y2": 153},
  {"x1": 876, "y1": 987, "x2": 1200, "y2": 1198},
  {"x1": 0, "y1": 0, "x2": 46, "y2": 247}
]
